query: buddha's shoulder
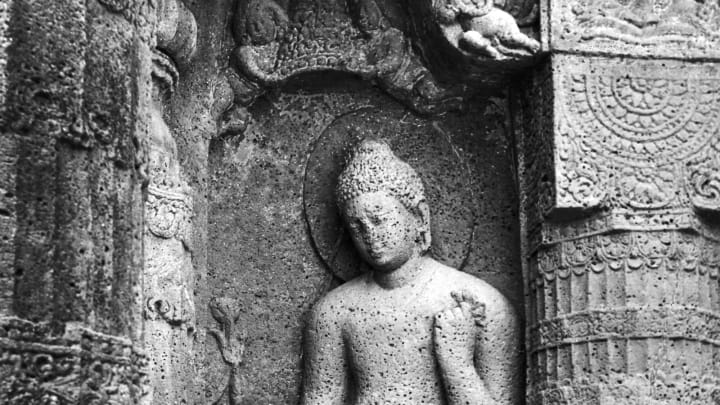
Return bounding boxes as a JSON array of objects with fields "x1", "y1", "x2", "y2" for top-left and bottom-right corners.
[
  {"x1": 309, "y1": 274, "x2": 369, "y2": 318},
  {"x1": 429, "y1": 260, "x2": 512, "y2": 311}
]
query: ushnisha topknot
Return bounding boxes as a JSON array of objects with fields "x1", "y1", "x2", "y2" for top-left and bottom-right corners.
[{"x1": 336, "y1": 139, "x2": 426, "y2": 215}]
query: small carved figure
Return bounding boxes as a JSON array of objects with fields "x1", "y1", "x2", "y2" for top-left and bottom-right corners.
[
  {"x1": 301, "y1": 140, "x2": 521, "y2": 404},
  {"x1": 438, "y1": 0, "x2": 540, "y2": 59}
]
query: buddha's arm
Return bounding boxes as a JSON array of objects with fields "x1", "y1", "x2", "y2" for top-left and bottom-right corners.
[
  {"x1": 435, "y1": 291, "x2": 521, "y2": 405},
  {"x1": 434, "y1": 302, "x2": 493, "y2": 405},
  {"x1": 300, "y1": 299, "x2": 348, "y2": 405},
  {"x1": 474, "y1": 294, "x2": 522, "y2": 405}
]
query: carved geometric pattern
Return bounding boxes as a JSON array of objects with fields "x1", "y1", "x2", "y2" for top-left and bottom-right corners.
[
  {"x1": 547, "y1": 0, "x2": 720, "y2": 60},
  {"x1": 526, "y1": 230, "x2": 720, "y2": 405},
  {"x1": 532, "y1": 230, "x2": 720, "y2": 282},
  {"x1": 564, "y1": 66, "x2": 719, "y2": 167},
  {"x1": 533, "y1": 209, "x2": 720, "y2": 252},
  {"x1": 550, "y1": 56, "x2": 720, "y2": 212},
  {"x1": 529, "y1": 306, "x2": 720, "y2": 349},
  {"x1": 0, "y1": 318, "x2": 147, "y2": 404}
]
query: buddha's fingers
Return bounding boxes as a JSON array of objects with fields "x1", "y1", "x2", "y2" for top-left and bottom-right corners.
[{"x1": 451, "y1": 290, "x2": 486, "y2": 325}]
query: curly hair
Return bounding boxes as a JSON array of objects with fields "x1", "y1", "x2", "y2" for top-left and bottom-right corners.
[{"x1": 336, "y1": 139, "x2": 426, "y2": 216}]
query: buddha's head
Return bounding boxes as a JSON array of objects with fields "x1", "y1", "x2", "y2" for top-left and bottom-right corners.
[{"x1": 336, "y1": 140, "x2": 431, "y2": 272}]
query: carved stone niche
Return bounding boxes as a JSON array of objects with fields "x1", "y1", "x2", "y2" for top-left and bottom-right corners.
[
  {"x1": 227, "y1": 0, "x2": 541, "y2": 116},
  {"x1": 198, "y1": 0, "x2": 541, "y2": 403}
]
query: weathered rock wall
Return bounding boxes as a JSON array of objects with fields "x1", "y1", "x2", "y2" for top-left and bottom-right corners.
[{"x1": 203, "y1": 78, "x2": 523, "y2": 403}]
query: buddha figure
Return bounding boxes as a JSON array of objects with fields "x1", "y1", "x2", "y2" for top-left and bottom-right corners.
[{"x1": 301, "y1": 140, "x2": 521, "y2": 404}]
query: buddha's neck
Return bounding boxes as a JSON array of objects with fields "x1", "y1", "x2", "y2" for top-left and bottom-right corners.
[{"x1": 372, "y1": 254, "x2": 428, "y2": 289}]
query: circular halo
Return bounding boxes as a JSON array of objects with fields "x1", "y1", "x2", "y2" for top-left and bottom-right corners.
[{"x1": 303, "y1": 107, "x2": 476, "y2": 281}]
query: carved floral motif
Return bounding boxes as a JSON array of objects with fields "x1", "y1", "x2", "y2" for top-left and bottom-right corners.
[
  {"x1": 549, "y1": 0, "x2": 720, "y2": 59},
  {"x1": 146, "y1": 185, "x2": 193, "y2": 243},
  {"x1": 0, "y1": 318, "x2": 147, "y2": 404},
  {"x1": 233, "y1": 0, "x2": 465, "y2": 114},
  {"x1": 524, "y1": 229, "x2": 720, "y2": 405},
  {"x1": 533, "y1": 231, "x2": 720, "y2": 281},
  {"x1": 686, "y1": 145, "x2": 720, "y2": 211},
  {"x1": 546, "y1": 56, "x2": 720, "y2": 213},
  {"x1": 529, "y1": 306, "x2": 720, "y2": 349},
  {"x1": 208, "y1": 298, "x2": 245, "y2": 405}
]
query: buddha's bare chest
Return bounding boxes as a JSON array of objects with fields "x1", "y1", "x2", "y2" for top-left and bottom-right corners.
[
  {"x1": 342, "y1": 304, "x2": 440, "y2": 375},
  {"x1": 340, "y1": 304, "x2": 448, "y2": 403}
]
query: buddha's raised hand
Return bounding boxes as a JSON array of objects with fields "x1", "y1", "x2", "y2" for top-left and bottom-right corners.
[{"x1": 433, "y1": 290, "x2": 486, "y2": 368}]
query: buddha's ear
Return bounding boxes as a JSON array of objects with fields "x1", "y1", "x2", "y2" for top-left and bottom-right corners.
[{"x1": 417, "y1": 201, "x2": 432, "y2": 252}]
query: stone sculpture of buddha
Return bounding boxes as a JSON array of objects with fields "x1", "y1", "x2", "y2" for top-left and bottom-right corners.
[{"x1": 301, "y1": 139, "x2": 521, "y2": 404}]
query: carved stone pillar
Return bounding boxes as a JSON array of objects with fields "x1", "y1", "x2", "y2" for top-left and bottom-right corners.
[
  {"x1": 142, "y1": 1, "x2": 198, "y2": 401},
  {"x1": 516, "y1": 2, "x2": 720, "y2": 403},
  {"x1": 0, "y1": 0, "x2": 155, "y2": 402}
]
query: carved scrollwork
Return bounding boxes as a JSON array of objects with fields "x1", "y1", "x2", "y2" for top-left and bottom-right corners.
[
  {"x1": 146, "y1": 185, "x2": 193, "y2": 243},
  {"x1": 534, "y1": 231, "x2": 720, "y2": 282},
  {"x1": 145, "y1": 286, "x2": 195, "y2": 325},
  {"x1": 0, "y1": 318, "x2": 147, "y2": 404},
  {"x1": 232, "y1": 0, "x2": 466, "y2": 114},
  {"x1": 549, "y1": 0, "x2": 720, "y2": 59},
  {"x1": 532, "y1": 56, "x2": 720, "y2": 214},
  {"x1": 686, "y1": 145, "x2": 720, "y2": 212},
  {"x1": 563, "y1": 70, "x2": 719, "y2": 167},
  {"x1": 529, "y1": 306, "x2": 720, "y2": 350}
]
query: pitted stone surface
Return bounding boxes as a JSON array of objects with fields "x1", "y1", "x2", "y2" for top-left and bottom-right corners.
[
  {"x1": 302, "y1": 139, "x2": 522, "y2": 404},
  {"x1": 304, "y1": 108, "x2": 476, "y2": 281},
  {"x1": 206, "y1": 83, "x2": 522, "y2": 403}
]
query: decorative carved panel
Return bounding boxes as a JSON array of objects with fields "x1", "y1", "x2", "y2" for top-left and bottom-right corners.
[
  {"x1": 546, "y1": 0, "x2": 720, "y2": 60},
  {"x1": 520, "y1": 56, "x2": 720, "y2": 222},
  {"x1": 0, "y1": 318, "x2": 147, "y2": 404},
  {"x1": 525, "y1": 230, "x2": 720, "y2": 405}
]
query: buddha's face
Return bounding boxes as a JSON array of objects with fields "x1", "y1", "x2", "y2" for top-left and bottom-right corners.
[{"x1": 342, "y1": 191, "x2": 421, "y2": 272}]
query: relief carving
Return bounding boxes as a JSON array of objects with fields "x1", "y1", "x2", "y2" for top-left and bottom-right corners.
[
  {"x1": 232, "y1": 0, "x2": 465, "y2": 114},
  {"x1": 532, "y1": 230, "x2": 720, "y2": 282},
  {"x1": 208, "y1": 298, "x2": 246, "y2": 405},
  {"x1": 142, "y1": 11, "x2": 198, "y2": 398},
  {"x1": 686, "y1": 144, "x2": 720, "y2": 211},
  {"x1": 525, "y1": 230, "x2": 720, "y2": 405},
  {"x1": 549, "y1": 0, "x2": 720, "y2": 59},
  {"x1": 301, "y1": 140, "x2": 521, "y2": 404},
  {"x1": 144, "y1": 51, "x2": 196, "y2": 327},
  {"x1": 435, "y1": 0, "x2": 540, "y2": 60},
  {"x1": 0, "y1": 318, "x2": 147, "y2": 404},
  {"x1": 521, "y1": 56, "x2": 720, "y2": 219},
  {"x1": 303, "y1": 108, "x2": 477, "y2": 281},
  {"x1": 516, "y1": 51, "x2": 720, "y2": 405}
]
